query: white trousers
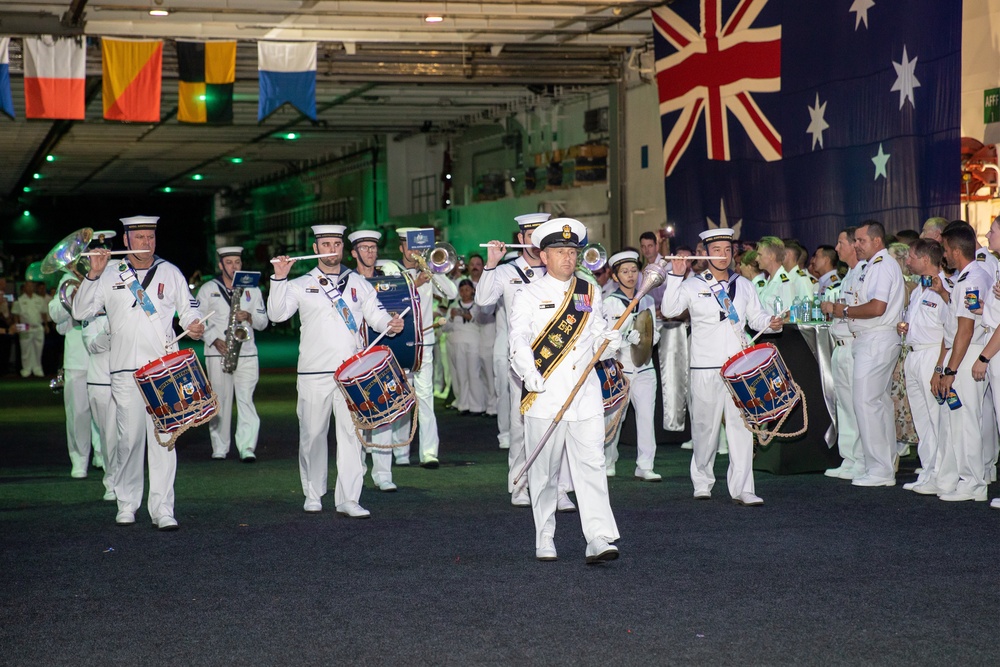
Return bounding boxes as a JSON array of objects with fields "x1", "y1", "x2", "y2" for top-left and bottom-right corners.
[
  {"x1": 63, "y1": 368, "x2": 92, "y2": 476},
  {"x1": 689, "y1": 368, "x2": 755, "y2": 498},
  {"x1": 89, "y1": 384, "x2": 119, "y2": 496},
  {"x1": 449, "y1": 339, "x2": 484, "y2": 413},
  {"x1": 111, "y1": 372, "x2": 176, "y2": 522},
  {"x1": 938, "y1": 345, "x2": 987, "y2": 495},
  {"x1": 206, "y1": 355, "x2": 261, "y2": 458},
  {"x1": 479, "y1": 333, "x2": 497, "y2": 415},
  {"x1": 852, "y1": 330, "x2": 899, "y2": 480},
  {"x1": 18, "y1": 330, "x2": 43, "y2": 376},
  {"x1": 494, "y1": 352, "x2": 511, "y2": 447},
  {"x1": 296, "y1": 373, "x2": 366, "y2": 507},
  {"x1": 831, "y1": 340, "x2": 864, "y2": 473},
  {"x1": 524, "y1": 415, "x2": 619, "y2": 548},
  {"x1": 391, "y1": 348, "x2": 440, "y2": 464},
  {"x1": 903, "y1": 346, "x2": 945, "y2": 483},
  {"x1": 981, "y1": 382, "x2": 999, "y2": 480},
  {"x1": 605, "y1": 368, "x2": 658, "y2": 471},
  {"x1": 433, "y1": 337, "x2": 449, "y2": 395}
]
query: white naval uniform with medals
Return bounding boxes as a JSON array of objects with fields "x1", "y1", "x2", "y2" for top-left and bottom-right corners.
[
  {"x1": 848, "y1": 248, "x2": 904, "y2": 483},
  {"x1": 197, "y1": 278, "x2": 268, "y2": 460},
  {"x1": 661, "y1": 268, "x2": 775, "y2": 499},
  {"x1": 72, "y1": 255, "x2": 203, "y2": 525},
  {"x1": 827, "y1": 261, "x2": 865, "y2": 478},
  {"x1": 938, "y1": 260, "x2": 992, "y2": 498},
  {"x1": 603, "y1": 288, "x2": 660, "y2": 474},
  {"x1": 902, "y1": 272, "x2": 949, "y2": 488},
  {"x1": 509, "y1": 273, "x2": 620, "y2": 551},
  {"x1": 82, "y1": 312, "x2": 118, "y2": 500},
  {"x1": 268, "y1": 265, "x2": 393, "y2": 510},
  {"x1": 49, "y1": 272, "x2": 96, "y2": 478}
]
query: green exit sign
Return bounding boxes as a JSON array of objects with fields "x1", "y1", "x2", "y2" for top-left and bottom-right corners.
[{"x1": 986, "y1": 88, "x2": 1000, "y2": 123}]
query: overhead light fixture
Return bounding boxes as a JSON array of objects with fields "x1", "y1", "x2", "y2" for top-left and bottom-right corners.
[
  {"x1": 23, "y1": 186, "x2": 31, "y2": 192},
  {"x1": 162, "y1": 186, "x2": 173, "y2": 193},
  {"x1": 285, "y1": 132, "x2": 298, "y2": 140},
  {"x1": 33, "y1": 173, "x2": 42, "y2": 179},
  {"x1": 229, "y1": 157, "x2": 243, "y2": 164},
  {"x1": 424, "y1": 15, "x2": 444, "y2": 23},
  {"x1": 45, "y1": 154, "x2": 55, "y2": 162},
  {"x1": 191, "y1": 174, "x2": 203, "y2": 181},
  {"x1": 149, "y1": 9, "x2": 169, "y2": 17},
  {"x1": 23, "y1": 210, "x2": 30, "y2": 217}
]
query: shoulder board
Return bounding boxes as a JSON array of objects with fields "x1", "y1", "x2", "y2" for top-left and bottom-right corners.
[
  {"x1": 780, "y1": 274, "x2": 789, "y2": 283},
  {"x1": 957, "y1": 273, "x2": 968, "y2": 283},
  {"x1": 946, "y1": 278, "x2": 954, "y2": 288},
  {"x1": 809, "y1": 276, "x2": 818, "y2": 284},
  {"x1": 755, "y1": 279, "x2": 765, "y2": 287},
  {"x1": 977, "y1": 254, "x2": 986, "y2": 262},
  {"x1": 872, "y1": 256, "x2": 883, "y2": 264},
  {"x1": 830, "y1": 280, "x2": 841, "y2": 288}
]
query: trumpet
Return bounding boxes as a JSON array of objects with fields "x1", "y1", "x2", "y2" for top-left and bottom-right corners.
[
  {"x1": 412, "y1": 242, "x2": 458, "y2": 292},
  {"x1": 575, "y1": 242, "x2": 608, "y2": 281}
]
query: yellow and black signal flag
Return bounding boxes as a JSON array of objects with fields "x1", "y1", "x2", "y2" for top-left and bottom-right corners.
[{"x1": 176, "y1": 40, "x2": 235, "y2": 124}]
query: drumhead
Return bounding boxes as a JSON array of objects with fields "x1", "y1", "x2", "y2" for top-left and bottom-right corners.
[
  {"x1": 135, "y1": 349, "x2": 194, "y2": 377},
  {"x1": 337, "y1": 347, "x2": 392, "y2": 380},
  {"x1": 721, "y1": 344, "x2": 776, "y2": 379}
]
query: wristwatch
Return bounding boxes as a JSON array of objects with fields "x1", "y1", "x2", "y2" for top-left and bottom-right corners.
[
  {"x1": 979, "y1": 354, "x2": 992, "y2": 364},
  {"x1": 842, "y1": 305, "x2": 849, "y2": 319},
  {"x1": 943, "y1": 367, "x2": 957, "y2": 376},
  {"x1": 934, "y1": 365, "x2": 944, "y2": 374}
]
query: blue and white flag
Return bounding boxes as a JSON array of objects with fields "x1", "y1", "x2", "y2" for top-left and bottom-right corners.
[
  {"x1": 653, "y1": 0, "x2": 960, "y2": 249},
  {"x1": 257, "y1": 41, "x2": 316, "y2": 121},
  {"x1": 0, "y1": 37, "x2": 14, "y2": 120}
]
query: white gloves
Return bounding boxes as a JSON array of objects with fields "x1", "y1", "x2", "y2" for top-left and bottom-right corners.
[
  {"x1": 523, "y1": 371, "x2": 546, "y2": 394},
  {"x1": 595, "y1": 329, "x2": 622, "y2": 359},
  {"x1": 625, "y1": 329, "x2": 641, "y2": 346}
]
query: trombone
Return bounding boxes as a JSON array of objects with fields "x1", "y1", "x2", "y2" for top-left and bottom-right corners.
[{"x1": 412, "y1": 241, "x2": 458, "y2": 293}]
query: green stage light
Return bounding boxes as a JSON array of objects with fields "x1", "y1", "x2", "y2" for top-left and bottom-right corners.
[
  {"x1": 285, "y1": 132, "x2": 298, "y2": 140},
  {"x1": 45, "y1": 155, "x2": 55, "y2": 162},
  {"x1": 23, "y1": 186, "x2": 31, "y2": 192},
  {"x1": 33, "y1": 173, "x2": 41, "y2": 179},
  {"x1": 230, "y1": 157, "x2": 243, "y2": 164},
  {"x1": 191, "y1": 174, "x2": 204, "y2": 181},
  {"x1": 23, "y1": 210, "x2": 30, "y2": 217},
  {"x1": 163, "y1": 187, "x2": 173, "y2": 193}
]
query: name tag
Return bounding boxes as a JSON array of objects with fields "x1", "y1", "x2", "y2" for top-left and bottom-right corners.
[
  {"x1": 306, "y1": 287, "x2": 319, "y2": 294},
  {"x1": 510, "y1": 279, "x2": 523, "y2": 284},
  {"x1": 211, "y1": 292, "x2": 221, "y2": 297},
  {"x1": 540, "y1": 303, "x2": 555, "y2": 309},
  {"x1": 112, "y1": 284, "x2": 126, "y2": 290},
  {"x1": 921, "y1": 300, "x2": 937, "y2": 309},
  {"x1": 697, "y1": 292, "x2": 712, "y2": 297}
]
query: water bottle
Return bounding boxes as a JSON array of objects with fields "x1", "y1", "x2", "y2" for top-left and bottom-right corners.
[
  {"x1": 946, "y1": 388, "x2": 963, "y2": 410},
  {"x1": 789, "y1": 296, "x2": 801, "y2": 323},
  {"x1": 773, "y1": 296, "x2": 784, "y2": 318},
  {"x1": 810, "y1": 293, "x2": 822, "y2": 322}
]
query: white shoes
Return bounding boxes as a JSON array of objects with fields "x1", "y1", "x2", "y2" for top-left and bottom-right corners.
[
  {"x1": 395, "y1": 457, "x2": 410, "y2": 466},
  {"x1": 851, "y1": 475, "x2": 895, "y2": 487},
  {"x1": 70, "y1": 469, "x2": 87, "y2": 479},
  {"x1": 990, "y1": 498, "x2": 1000, "y2": 509},
  {"x1": 154, "y1": 515, "x2": 179, "y2": 531},
  {"x1": 680, "y1": 440, "x2": 693, "y2": 450},
  {"x1": 336, "y1": 501, "x2": 372, "y2": 518},
  {"x1": 536, "y1": 538, "x2": 558, "y2": 562},
  {"x1": 824, "y1": 465, "x2": 850, "y2": 479},
  {"x1": 939, "y1": 489, "x2": 987, "y2": 502},
  {"x1": 511, "y1": 488, "x2": 531, "y2": 507},
  {"x1": 693, "y1": 489, "x2": 711, "y2": 500},
  {"x1": 910, "y1": 481, "x2": 942, "y2": 495},
  {"x1": 585, "y1": 538, "x2": 619, "y2": 564},
  {"x1": 733, "y1": 492, "x2": 764, "y2": 506},
  {"x1": 303, "y1": 499, "x2": 322, "y2": 513},
  {"x1": 115, "y1": 510, "x2": 135, "y2": 526},
  {"x1": 606, "y1": 467, "x2": 616, "y2": 478},
  {"x1": 102, "y1": 490, "x2": 117, "y2": 502},
  {"x1": 634, "y1": 468, "x2": 662, "y2": 482},
  {"x1": 557, "y1": 493, "x2": 577, "y2": 513},
  {"x1": 376, "y1": 481, "x2": 398, "y2": 492}
]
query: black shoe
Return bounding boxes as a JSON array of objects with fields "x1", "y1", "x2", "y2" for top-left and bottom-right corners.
[
  {"x1": 420, "y1": 459, "x2": 440, "y2": 469},
  {"x1": 241, "y1": 454, "x2": 257, "y2": 463}
]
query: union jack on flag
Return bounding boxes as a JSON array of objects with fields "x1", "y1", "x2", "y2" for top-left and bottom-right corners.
[{"x1": 654, "y1": 0, "x2": 781, "y2": 176}]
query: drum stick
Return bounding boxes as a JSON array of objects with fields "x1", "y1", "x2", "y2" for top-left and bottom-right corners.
[
  {"x1": 747, "y1": 311, "x2": 789, "y2": 346},
  {"x1": 269, "y1": 253, "x2": 339, "y2": 263},
  {"x1": 166, "y1": 311, "x2": 216, "y2": 347},
  {"x1": 362, "y1": 306, "x2": 411, "y2": 354},
  {"x1": 81, "y1": 250, "x2": 151, "y2": 257},
  {"x1": 479, "y1": 243, "x2": 533, "y2": 249}
]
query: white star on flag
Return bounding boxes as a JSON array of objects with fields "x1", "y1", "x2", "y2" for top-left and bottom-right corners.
[
  {"x1": 806, "y1": 93, "x2": 829, "y2": 150},
  {"x1": 871, "y1": 143, "x2": 890, "y2": 180},
  {"x1": 891, "y1": 45, "x2": 920, "y2": 109},
  {"x1": 850, "y1": 0, "x2": 875, "y2": 30},
  {"x1": 706, "y1": 199, "x2": 743, "y2": 239}
]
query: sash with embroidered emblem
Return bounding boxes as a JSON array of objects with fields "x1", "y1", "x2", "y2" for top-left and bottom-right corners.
[
  {"x1": 520, "y1": 277, "x2": 592, "y2": 414},
  {"x1": 316, "y1": 269, "x2": 358, "y2": 334}
]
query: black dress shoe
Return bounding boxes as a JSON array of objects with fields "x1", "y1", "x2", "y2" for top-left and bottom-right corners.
[
  {"x1": 241, "y1": 454, "x2": 257, "y2": 463},
  {"x1": 420, "y1": 460, "x2": 440, "y2": 469}
]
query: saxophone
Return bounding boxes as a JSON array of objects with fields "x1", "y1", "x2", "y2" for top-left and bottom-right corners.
[{"x1": 222, "y1": 285, "x2": 251, "y2": 374}]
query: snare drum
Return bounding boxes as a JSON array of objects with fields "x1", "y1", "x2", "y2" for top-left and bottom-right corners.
[
  {"x1": 595, "y1": 358, "x2": 629, "y2": 412},
  {"x1": 720, "y1": 343, "x2": 800, "y2": 425},
  {"x1": 133, "y1": 349, "x2": 218, "y2": 440},
  {"x1": 335, "y1": 345, "x2": 415, "y2": 430},
  {"x1": 364, "y1": 273, "x2": 423, "y2": 372}
]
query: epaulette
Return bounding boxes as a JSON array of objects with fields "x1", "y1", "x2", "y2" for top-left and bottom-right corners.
[
  {"x1": 977, "y1": 254, "x2": 986, "y2": 262},
  {"x1": 946, "y1": 278, "x2": 954, "y2": 288},
  {"x1": 780, "y1": 274, "x2": 789, "y2": 283},
  {"x1": 809, "y1": 276, "x2": 818, "y2": 284},
  {"x1": 830, "y1": 280, "x2": 841, "y2": 288},
  {"x1": 872, "y1": 256, "x2": 883, "y2": 264},
  {"x1": 755, "y1": 278, "x2": 765, "y2": 287}
]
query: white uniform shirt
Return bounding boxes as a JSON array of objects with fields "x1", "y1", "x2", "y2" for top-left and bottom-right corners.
[
  {"x1": 443, "y1": 299, "x2": 480, "y2": 345},
  {"x1": 72, "y1": 257, "x2": 203, "y2": 373},
  {"x1": 905, "y1": 272, "x2": 948, "y2": 346},
  {"x1": 475, "y1": 256, "x2": 546, "y2": 357},
  {"x1": 944, "y1": 262, "x2": 993, "y2": 348},
  {"x1": 816, "y1": 270, "x2": 840, "y2": 296},
  {"x1": 81, "y1": 313, "x2": 112, "y2": 385},
  {"x1": 48, "y1": 273, "x2": 89, "y2": 371},
  {"x1": 752, "y1": 273, "x2": 767, "y2": 298},
  {"x1": 509, "y1": 274, "x2": 609, "y2": 421},
  {"x1": 793, "y1": 267, "x2": 817, "y2": 300},
  {"x1": 848, "y1": 249, "x2": 905, "y2": 334},
  {"x1": 830, "y1": 261, "x2": 865, "y2": 339},
  {"x1": 268, "y1": 266, "x2": 392, "y2": 373},
  {"x1": 12, "y1": 293, "x2": 47, "y2": 328},
  {"x1": 404, "y1": 268, "x2": 457, "y2": 346},
  {"x1": 604, "y1": 289, "x2": 660, "y2": 373},
  {"x1": 196, "y1": 280, "x2": 268, "y2": 359},
  {"x1": 661, "y1": 270, "x2": 774, "y2": 368},
  {"x1": 758, "y1": 265, "x2": 797, "y2": 315}
]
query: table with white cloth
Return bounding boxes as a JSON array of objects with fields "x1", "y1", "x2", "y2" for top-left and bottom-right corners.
[{"x1": 751, "y1": 323, "x2": 841, "y2": 474}]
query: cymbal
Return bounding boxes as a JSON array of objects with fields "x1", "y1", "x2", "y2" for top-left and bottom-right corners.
[
  {"x1": 630, "y1": 308, "x2": 654, "y2": 367},
  {"x1": 41, "y1": 227, "x2": 93, "y2": 275}
]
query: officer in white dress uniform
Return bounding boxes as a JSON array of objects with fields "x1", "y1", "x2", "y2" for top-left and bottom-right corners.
[
  {"x1": 469, "y1": 255, "x2": 498, "y2": 416},
  {"x1": 73, "y1": 215, "x2": 206, "y2": 531},
  {"x1": 268, "y1": 225, "x2": 403, "y2": 517},
  {"x1": 898, "y1": 239, "x2": 950, "y2": 494},
  {"x1": 755, "y1": 237, "x2": 797, "y2": 315},
  {"x1": 931, "y1": 224, "x2": 992, "y2": 502},
  {"x1": 971, "y1": 215, "x2": 1000, "y2": 508},
  {"x1": 810, "y1": 245, "x2": 840, "y2": 296},
  {"x1": 479, "y1": 214, "x2": 578, "y2": 512},
  {"x1": 820, "y1": 228, "x2": 866, "y2": 479},
  {"x1": 602, "y1": 250, "x2": 661, "y2": 481},
  {"x1": 11, "y1": 280, "x2": 48, "y2": 377},
  {"x1": 827, "y1": 221, "x2": 904, "y2": 487},
  {"x1": 661, "y1": 228, "x2": 782, "y2": 505},
  {"x1": 509, "y1": 218, "x2": 622, "y2": 563},
  {"x1": 197, "y1": 247, "x2": 269, "y2": 461},
  {"x1": 82, "y1": 308, "x2": 117, "y2": 501},
  {"x1": 49, "y1": 262, "x2": 97, "y2": 479}
]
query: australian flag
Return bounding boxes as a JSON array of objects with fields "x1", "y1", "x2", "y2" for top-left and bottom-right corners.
[{"x1": 653, "y1": 0, "x2": 961, "y2": 250}]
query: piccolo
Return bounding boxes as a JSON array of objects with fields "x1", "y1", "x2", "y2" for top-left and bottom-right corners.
[
  {"x1": 479, "y1": 243, "x2": 533, "y2": 248},
  {"x1": 270, "y1": 253, "x2": 339, "y2": 263},
  {"x1": 81, "y1": 249, "x2": 151, "y2": 257}
]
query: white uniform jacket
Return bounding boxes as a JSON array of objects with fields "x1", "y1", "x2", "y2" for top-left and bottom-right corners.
[
  {"x1": 603, "y1": 289, "x2": 660, "y2": 373},
  {"x1": 758, "y1": 265, "x2": 797, "y2": 315},
  {"x1": 509, "y1": 274, "x2": 611, "y2": 421},
  {"x1": 661, "y1": 271, "x2": 774, "y2": 369},
  {"x1": 848, "y1": 249, "x2": 905, "y2": 335},
  {"x1": 196, "y1": 280, "x2": 268, "y2": 359},
  {"x1": 81, "y1": 313, "x2": 112, "y2": 385},
  {"x1": 404, "y1": 268, "x2": 457, "y2": 346},
  {"x1": 905, "y1": 272, "x2": 948, "y2": 346},
  {"x1": 72, "y1": 257, "x2": 203, "y2": 373},
  {"x1": 944, "y1": 262, "x2": 993, "y2": 349},
  {"x1": 48, "y1": 273, "x2": 89, "y2": 372},
  {"x1": 475, "y1": 256, "x2": 547, "y2": 357},
  {"x1": 267, "y1": 267, "x2": 391, "y2": 373}
]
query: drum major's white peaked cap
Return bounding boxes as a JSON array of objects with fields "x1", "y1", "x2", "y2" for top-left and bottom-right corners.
[
  {"x1": 120, "y1": 215, "x2": 159, "y2": 230},
  {"x1": 90, "y1": 230, "x2": 117, "y2": 246},
  {"x1": 312, "y1": 224, "x2": 346, "y2": 238},
  {"x1": 699, "y1": 227, "x2": 736, "y2": 245},
  {"x1": 533, "y1": 217, "x2": 587, "y2": 249},
  {"x1": 348, "y1": 230, "x2": 381, "y2": 244},
  {"x1": 514, "y1": 212, "x2": 550, "y2": 229},
  {"x1": 217, "y1": 246, "x2": 243, "y2": 257},
  {"x1": 609, "y1": 250, "x2": 640, "y2": 271}
]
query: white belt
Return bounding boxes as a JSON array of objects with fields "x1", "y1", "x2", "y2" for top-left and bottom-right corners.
[
  {"x1": 905, "y1": 343, "x2": 939, "y2": 351},
  {"x1": 852, "y1": 325, "x2": 896, "y2": 336}
]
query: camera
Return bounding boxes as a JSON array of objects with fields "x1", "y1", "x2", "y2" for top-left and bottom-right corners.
[{"x1": 658, "y1": 224, "x2": 676, "y2": 240}]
